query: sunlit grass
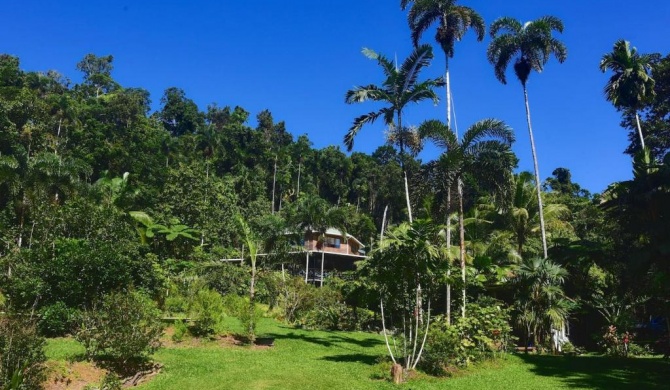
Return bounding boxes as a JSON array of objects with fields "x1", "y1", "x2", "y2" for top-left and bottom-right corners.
[{"x1": 46, "y1": 318, "x2": 670, "y2": 389}]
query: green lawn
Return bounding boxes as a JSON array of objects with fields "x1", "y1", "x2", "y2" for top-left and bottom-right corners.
[{"x1": 46, "y1": 318, "x2": 670, "y2": 389}]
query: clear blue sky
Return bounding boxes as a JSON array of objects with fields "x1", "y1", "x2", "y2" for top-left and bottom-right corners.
[{"x1": 2, "y1": 1, "x2": 669, "y2": 193}]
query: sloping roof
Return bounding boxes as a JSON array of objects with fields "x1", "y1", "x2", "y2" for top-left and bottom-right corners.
[{"x1": 307, "y1": 227, "x2": 364, "y2": 248}]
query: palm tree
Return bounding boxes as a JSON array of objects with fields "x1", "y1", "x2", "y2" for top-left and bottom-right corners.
[
  {"x1": 345, "y1": 45, "x2": 444, "y2": 222},
  {"x1": 401, "y1": 0, "x2": 485, "y2": 129},
  {"x1": 514, "y1": 257, "x2": 571, "y2": 352},
  {"x1": 487, "y1": 16, "x2": 567, "y2": 259},
  {"x1": 420, "y1": 118, "x2": 516, "y2": 318},
  {"x1": 600, "y1": 40, "x2": 656, "y2": 150},
  {"x1": 507, "y1": 172, "x2": 570, "y2": 257},
  {"x1": 291, "y1": 194, "x2": 347, "y2": 286},
  {"x1": 401, "y1": 0, "x2": 484, "y2": 323},
  {"x1": 237, "y1": 214, "x2": 260, "y2": 342}
]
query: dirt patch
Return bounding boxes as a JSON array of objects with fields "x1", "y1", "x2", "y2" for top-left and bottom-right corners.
[
  {"x1": 44, "y1": 361, "x2": 162, "y2": 389},
  {"x1": 44, "y1": 361, "x2": 106, "y2": 390}
]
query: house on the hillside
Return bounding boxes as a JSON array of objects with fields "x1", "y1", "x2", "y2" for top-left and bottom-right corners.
[
  {"x1": 221, "y1": 228, "x2": 367, "y2": 286},
  {"x1": 301, "y1": 228, "x2": 366, "y2": 284}
]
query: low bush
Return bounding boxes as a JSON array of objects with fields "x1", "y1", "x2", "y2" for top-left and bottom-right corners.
[
  {"x1": 38, "y1": 301, "x2": 81, "y2": 337},
  {"x1": 75, "y1": 290, "x2": 164, "y2": 364},
  {"x1": 0, "y1": 315, "x2": 46, "y2": 390},
  {"x1": 599, "y1": 325, "x2": 640, "y2": 357},
  {"x1": 172, "y1": 320, "x2": 188, "y2": 343},
  {"x1": 421, "y1": 298, "x2": 513, "y2": 375},
  {"x1": 190, "y1": 289, "x2": 225, "y2": 336},
  {"x1": 222, "y1": 294, "x2": 263, "y2": 342}
]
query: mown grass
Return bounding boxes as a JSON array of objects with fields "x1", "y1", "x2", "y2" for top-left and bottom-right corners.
[{"x1": 46, "y1": 317, "x2": 670, "y2": 389}]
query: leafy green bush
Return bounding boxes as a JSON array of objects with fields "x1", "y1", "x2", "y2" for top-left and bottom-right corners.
[
  {"x1": 0, "y1": 316, "x2": 46, "y2": 390},
  {"x1": 190, "y1": 289, "x2": 225, "y2": 336},
  {"x1": 38, "y1": 301, "x2": 81, "y2": 337},
  {"x1": 222, "y1": 294, "x2": 263, "y2": 342},
  {"x1": 172, "y1": 320, "x2": 188, "y2": 343},
  {"x1": 75, "y1": 290, "x2": 164, "y2": 364},
  {"x1": 278, "y1": 277, "x2": 318, "y2": 323},
  {"x1": 421, "y1": 298, "x2": 513, "y2": 375},
  {"x1": 202, "y1": 263, "x2": 249, "y2": 297}
]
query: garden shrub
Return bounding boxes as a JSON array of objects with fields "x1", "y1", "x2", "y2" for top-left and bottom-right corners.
[
  {"x1": 0, "y1": 315, "x2": 46, "y2": 390},
  {"x1": 189, "y1": 289, "x2": 225, "y2": 336},
  {"x1": 38, "y1": 301, "x2": 81, "y2": 337},
  {"x1": 421, "y1": 298, "x2": 513, "y2": 375},
  {"x1": 599, "y1": 325, "x2": 649, "y2": 357},
  {"x1": 172, "y1": 320, "x2": 188, "y2": 343},
  {"x1": 203, "y1": 263, "x2": 249, "y2": 297},
  {"x1": 278, "y1": 276, "x2": 318, "y2": 323},
  {"x1": 75, "y1": 290, "x2": 163, "y2": 364},
  {"x1": 222, "y1": 294, "x2": 263, "y2": 341}
]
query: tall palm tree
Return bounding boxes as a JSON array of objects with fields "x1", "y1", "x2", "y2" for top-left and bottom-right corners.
[
  {"x1": 401, "y1": 0, "x2": 484, "y2": 323},
  {"x1": 345, "y1": 45, "x2": 444, "y2": 222},
  {"x1": 420, "y1": 118, "x2": 516, "y2": 318},
  {"x1": 487, "y1": 16, "x2": 567, "y2": 259},
  {"x1": 401, "y1": 0, "x2": 485, "y2": 129},
  {"x1": 600, "y1": 40, "x2": 656, "y2": 150}
]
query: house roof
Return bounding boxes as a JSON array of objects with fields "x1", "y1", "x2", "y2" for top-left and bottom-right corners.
[{"x1": 307, "y1": 227, "x2": 364, "y2": 248}]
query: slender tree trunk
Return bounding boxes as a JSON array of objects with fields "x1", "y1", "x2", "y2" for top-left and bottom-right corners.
[
  {"x1": 444, "y1": 58, "x2": 453, "y2": 324},
  {"x1": 523, "y1": 86, "x2": 548, "y2": 259},
  {"x1": 445, "y1": 57, "x2": 451, "y2": 131},
  {"x1": 458, "y1": 179, "x2": 466, "y2": 318},
  {"x1": 404, "y1": 172, "x2": 413, "y2": 223},
  {"x1": 272, "y1": 155, "x2": 277, "y2": 214},
  {"x1": 634, "y1": 111, "x2": 646, "y2": 150},
  {"x1": 296, "y1": 161, "x2": 301, "y2": 199},
  {"x1": 398, "y1": 113, "x2": 413, "y2": 223}
]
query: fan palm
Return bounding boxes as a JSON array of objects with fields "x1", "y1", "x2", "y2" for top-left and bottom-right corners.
[
  {"x1": 420, "y1": 118, "x2": 516, "y2": 318},
  {"x1": 600, "y1": 40, "x2": 656, "y2": 150},
  {"x1": 487, "y1": 16, "x2": 567, "y2": 259},
  {"x1": 345, "y1": 44, "x2": 444, "y2": 222},
  {"x1": 513, "y1": 257, "x2": 571, "y2": 351}
]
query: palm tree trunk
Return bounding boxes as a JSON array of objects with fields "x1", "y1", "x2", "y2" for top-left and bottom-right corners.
[
  {"x1": 445, "y1": 56, "x2": 452, "y2": 324},
  {"x1": 634, "y1": 111, "x2": 646, "y2": 150},
  {"x1": 272, "y1": 155, "x2": 277, "y2": 214},
  {"x1": 523, "y1": 86, "x2": 548, "y2": 259},
  {"x1": 404, "y1": 172, "x2": 413, "y2": 223},
  {"x1": 458, "y1": 179, "x2": 466, "y2": 318},
  {"x1": 398, "y1": 112, "x2": 413, "y2": 223}
]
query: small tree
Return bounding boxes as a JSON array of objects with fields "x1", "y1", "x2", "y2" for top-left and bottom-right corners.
[
  {"x1": 75, "y1": 290, "x2": 164, "y2": 364},
  {"x1": 365, "y1": 219, "x2": 445, "y2": 376}
]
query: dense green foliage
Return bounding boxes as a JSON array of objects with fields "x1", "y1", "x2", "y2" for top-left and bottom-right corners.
[
  {"x1": 0, "y1": 316, "x2": 46, "y2": 390},
  {"x1": 75, "y1": 291, "x2": 164, "y2": 364},
  {"x1": 0, "y1": 3, "x2": 669, "y2": 384}
]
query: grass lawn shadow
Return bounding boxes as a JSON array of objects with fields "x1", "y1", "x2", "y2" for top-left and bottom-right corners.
[
  {"x1": 320, "y1": 353, "x2": 379, "y2": 365},
  {"x1": 517, "y1": 353, "x2": 670, "y2": 389},
  {"x1": 265, "y1": 330, "x2": 383, "y2": 349}
]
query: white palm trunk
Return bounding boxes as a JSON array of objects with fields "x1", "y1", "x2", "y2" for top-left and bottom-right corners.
[
  {"x1": 634, "y1": 111, "x2": 646, "y2": 150},
  {"x1": 523, "y1": 86, "x2": 548, "y2": 259}
]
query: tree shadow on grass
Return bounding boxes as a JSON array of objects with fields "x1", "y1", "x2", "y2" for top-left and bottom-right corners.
[
  {"x1": 265, "y1": 330, "x2": 383, "y2": 350},
  {"x1": 517, "y1": 354, "x2": 670, "y2": 389},
  {"x1": 321, "y1": 353, "x2": 379, "y2": 365}
]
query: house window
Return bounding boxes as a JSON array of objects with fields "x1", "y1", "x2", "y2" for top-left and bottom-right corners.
[{"x1": 326, "y1": 237, "x2": 341, "y2": 248}]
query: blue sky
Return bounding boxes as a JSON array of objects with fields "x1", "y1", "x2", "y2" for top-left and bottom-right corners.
[{"x1": 2, "y1": 1, "x2": 669, "y2": 193}]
